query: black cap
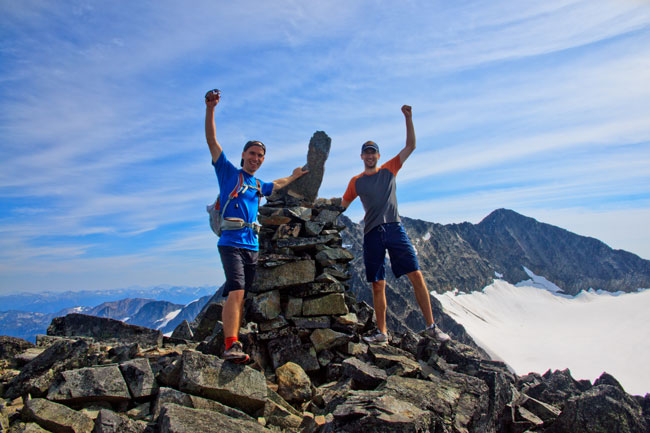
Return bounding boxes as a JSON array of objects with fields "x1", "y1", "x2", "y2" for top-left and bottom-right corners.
[{"x1": 361, "y1": 141, "x2": 379, "y2": 153}]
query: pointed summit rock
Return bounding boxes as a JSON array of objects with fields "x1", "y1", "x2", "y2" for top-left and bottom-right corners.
[{"x1": 272, "y1": 131, "x2": 331, "y2": 203}]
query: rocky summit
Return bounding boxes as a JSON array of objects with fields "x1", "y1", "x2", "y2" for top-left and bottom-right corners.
[{"x1": 1, "y1": 137, "x2": 649, "y2": 432}]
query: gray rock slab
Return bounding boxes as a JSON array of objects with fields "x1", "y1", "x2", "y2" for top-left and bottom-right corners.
[
  {"x1": 519, "y1": 393, "x2": 561, "y2": 422},
  {"x1": 368, "y1": 344, "x2": 416, "y2": 368},
  {"x1": 258, "y1": 214, "x2": 292, "y2": 226},
  {"x1": 309, "y1": 328, "x2": 351, "y2": 352},
  {"x1": 545, "y1": 384, "x2": 648, "y2": 433},
  {"x1": 290, "y1": 316, "x2": 330, "y2": 329},
  {"x1": 14, "y1": 348, "x2": 47, "y2": 367},
  {"x1": 342, "y1": 357, "x2": 388, "y2": 390},
  {"x1": 314, "y1": 209, "x2": 340, "y2": 227},
  {"x1": 23, "y1": 398, "x2": 94, "y2": 433},
  {"x1": 263, "y1": 399, "x2": 303, "y2": 430},
  {"x1": 5, "y1": 339, "x2": 95, "y2": 400},
  {"x1": 287, "y1": 281, "x2": 345, "y2": 298},
  {"x1": 275, "y1": 235, "x2": 337, "y2": 250},
  {"x1": 276, "y1": 362, "x2": 312, "y2": 403},
  {"x1": 152, "y1": 387, "x2": 254, "y2": 421},
  {"x1": 331, "y1": 391, "x2": 434, "y2": 432},
  {"x1": 258, "y1": 315, "x2": 289, "y2": 332},
  {"x1": 191, "y1": 300, "x2": 224, "y2": 342},
  {"x1": 47, "y1": 314, "x2": 162, "y2": 347},
  {"x1": 524, "y1": 368, "x2": 587, "y2": 405},
  {"x1": 283, "y1": 297, "x2": 302, "y2": 319},
  {"x1": 157, "y1": 403, "x2": 272, "y2": 433},
  {"x1": 267, "y1": 334, "x2": 320, "y2": 373},
  {"x1": 177, "y1": 350, "x2": 267, "y2": 415},
  {"x1": 119, "y1": 358, "x2": 157, "y2": 399},
  {"x1": 252, "y1": 260, "x2": 316, "y2": 292},
  {"x1": 248, "y1": 290, "x2": 281, "y2": 322},
  {"x1": 47, "y1": 365, "x2": 130, "y2": 404},
  {"x1": 302, "y1": 293, "x2": 349, "y2": 316},
  {"x1": 0, "y1": 336, "x2": 35, "y2": 361},
  {"x1": 1, "y1": 400, "x2": 8, "y2": 431},
  {"x1": 304, "y1": 221, "x2": 325, "y2": 236},
  {"x1": 93, "y1": 409, "x2": 147, "y2": 433},
  {"x1": 284, "y1": 207, "x2": 313, "y2": 221},
  {"x1": 170, "y1": 320, "x2": 193, "y2": 341},
  {"x1": 6, "y1": 422, "x2": 52, "y2": 433},
  {"x1": 314, "y1": 247, "x2": 354, "y2": 267},
  {"x1": 380, "y1": 373, "x2": 491, "y2": 433},
  {"x1": 272, "y1": 223, "x2": 301, "y2": 240},
  {"x1": 323, "y1": 264, "x2": 351, "y2": 280}
]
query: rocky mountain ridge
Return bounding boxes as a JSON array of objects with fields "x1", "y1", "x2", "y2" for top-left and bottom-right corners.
[
  {"x1": 338, "y1": 208, "x2": 650, "y2": 338},
  {"x1": 449, "y1": 208, "x2": 650, "y2": 295}
]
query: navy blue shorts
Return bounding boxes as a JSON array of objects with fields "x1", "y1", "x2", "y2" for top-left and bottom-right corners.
[
  {"x1": 218, "y1": 245, "x2": 259, "y2": 297},
  {"x1": 363, "y1": 222, "x2": 419, "y2": 282}
]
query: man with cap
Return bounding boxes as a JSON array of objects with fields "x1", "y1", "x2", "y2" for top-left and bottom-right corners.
[
  {"x1": 205, "y1": 89, "x2": 308, "y2": 362},
  {"x1": 341, "y1": 105, "x2": 451, "y2": 344}
]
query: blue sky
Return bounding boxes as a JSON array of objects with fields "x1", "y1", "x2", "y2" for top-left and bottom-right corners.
[{"x1": 1, "y1": 0, "x2": 649, "y2": 294}]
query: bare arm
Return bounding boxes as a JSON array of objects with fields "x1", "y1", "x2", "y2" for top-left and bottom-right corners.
[
  {"x1": 341, "y1": 199, "x2": 351, "y2": 210},
  {"x1": 205, "y1": 91, "x2": 223, "y2": 163},
  {"x1": 272, "y1": 166, "x2": 309, "y2": 191},
  {"x1": 397, "y1": 105, "x2": 416, "y2": 165}
]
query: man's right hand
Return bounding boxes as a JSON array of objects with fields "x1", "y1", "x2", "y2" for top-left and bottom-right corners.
[{"x1": 205, "y1": 89, "x2": 220, "y2": 108}]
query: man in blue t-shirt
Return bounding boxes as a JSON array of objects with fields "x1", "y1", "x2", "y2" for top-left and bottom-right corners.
[{"x1": 205, "y1": 90, "x2": 307, "y2": 363}]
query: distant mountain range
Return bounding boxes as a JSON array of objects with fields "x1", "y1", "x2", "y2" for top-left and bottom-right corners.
[
  {"x1": 0, "y1": 288, "x2": 216, "y2": 342},
  {"x1": 0, "y1": 285, "x2": 216, "y2": 314},
  {"x1": 3, "y1": 208, "x2": 650, "y2": 342},
  {"x1": 448, "y1": 208, "x2": 650, "y2": 295}
]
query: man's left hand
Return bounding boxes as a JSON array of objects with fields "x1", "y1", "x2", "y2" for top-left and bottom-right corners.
[
  {"x1": 292, "y1": 166, "x2": 309, "y2": 179},
  {"x1": 401, "y1": 105, "x2": 412, "y2": 118}
]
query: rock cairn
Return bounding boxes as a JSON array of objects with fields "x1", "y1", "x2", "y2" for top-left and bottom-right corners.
[
  {"x1": 1, "y1": 132, "x2": 649, "y2": 432},
  {"x1": 179, "y1": 130, "x2": 373, "y2": 381}
]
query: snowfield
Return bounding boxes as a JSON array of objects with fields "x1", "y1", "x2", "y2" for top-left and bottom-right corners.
[
  {"x1": 434, "y1": 272, "x2": 650, "y2": 396},
  {"x1": 155, "y1": 309, "x2": 181, "y2": 330}
]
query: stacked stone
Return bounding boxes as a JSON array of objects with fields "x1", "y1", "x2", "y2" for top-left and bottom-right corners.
[
  {"x1": 181, "y1": 131, "x2": 374, "y2": 379},
  {"x1": 248, "y1": 195, "x2": 359, "y2": 377}
]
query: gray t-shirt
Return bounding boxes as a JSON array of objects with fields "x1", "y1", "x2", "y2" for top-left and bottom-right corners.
[{"x1": 343, "y1": 155, "x2": 402, "y2": 234}]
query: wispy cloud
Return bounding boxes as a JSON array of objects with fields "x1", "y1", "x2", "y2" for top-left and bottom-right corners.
[{"x1": 1, "y1": 0, "x2": 649, "y2": 292}]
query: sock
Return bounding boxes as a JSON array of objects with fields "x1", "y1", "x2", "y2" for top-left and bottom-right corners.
[{"x1": 225, "y1": 337, "x2": 238, "y2": 350}]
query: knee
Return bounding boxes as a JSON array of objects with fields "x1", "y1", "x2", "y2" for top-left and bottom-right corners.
[
  {"x1": 407, "y1": 270, "x2": 425, "y2": 283},
  {"x1": 226, "y1": 289, "x2": 245, "y2": 304},
  {"x1": 371, "y1": 281, "x2": 385, "y2": 294}
]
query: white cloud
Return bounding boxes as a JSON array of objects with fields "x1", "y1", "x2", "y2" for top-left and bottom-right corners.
[{"x1": 1, "y1": 0, "x2": 649, "y2": 292}]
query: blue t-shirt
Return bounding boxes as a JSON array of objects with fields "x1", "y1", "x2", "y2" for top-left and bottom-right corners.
[{"x1": 213, "y1": 152, "x2": 274, "y2": 250}]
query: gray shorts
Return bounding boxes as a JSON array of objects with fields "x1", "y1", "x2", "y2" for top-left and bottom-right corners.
[{"x1": 218, "y1": 245, "x2": 259, "y2": 297}]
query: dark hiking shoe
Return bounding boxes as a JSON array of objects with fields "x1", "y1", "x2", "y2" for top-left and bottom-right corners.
[
  {"x1": 426, "y1": 323, "x2": 451, "y2": 342},
  {"x1": 362, "y1": 330, "x2": 388, "y2": 345},
  {"x1": 223, "y1": 341, "x2": 250, "y2": 363}
]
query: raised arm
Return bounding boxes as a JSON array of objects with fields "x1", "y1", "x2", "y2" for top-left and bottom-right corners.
[
  {"x1": 205, "y1": 90, "x2": 223, "y2": 163},
  {"x1": 397, "y1": 105, "x2": 416, "y2": 164},
  {"x1": 272, "y1": 166, "x2": 309, "y2": 191}
]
